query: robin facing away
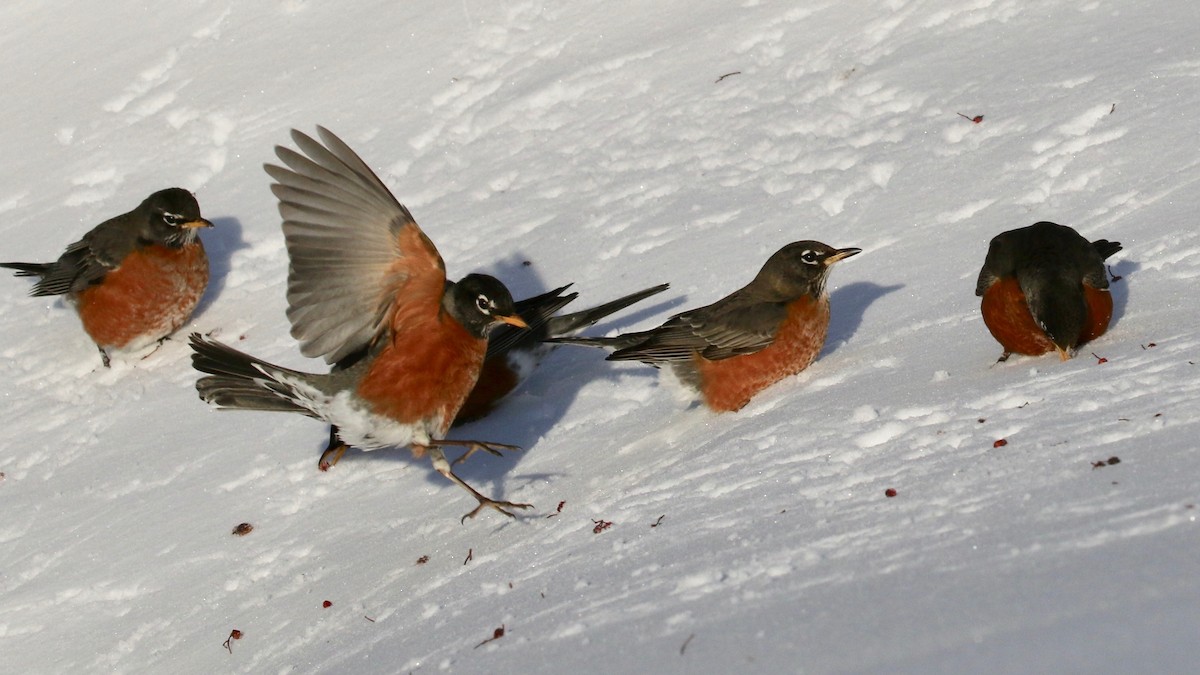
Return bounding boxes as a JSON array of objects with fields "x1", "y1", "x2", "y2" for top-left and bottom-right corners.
[
  {"x1": 453, "y1": 281, "x2": 670, "y2": 424},
  {"x1": 552, "y1": 242, "x2": 860, "y2": 412},
  {"x1": 975, "y1": 221, "x2": 1122, "y2": 361},
  {"x1": 190, "y1": 127, "x2": 532, "y2": 521},
  {"x1": 1, "y1": 188, "x2": 212, "y2": 367}
]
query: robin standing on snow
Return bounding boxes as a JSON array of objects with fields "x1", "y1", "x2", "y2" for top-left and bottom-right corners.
[
  {"x1": 191, "y1": 127, "x2": 534, "y2": 521},
  {"x1": 975, "y1": 221, "x2": 1121, "y2": 361},
  {"x1": 553, "y1": 241, "x2": 860, "y2": 412},
  {"x1": 2, "y1": 188, "x2": 211, "y2": 367}
]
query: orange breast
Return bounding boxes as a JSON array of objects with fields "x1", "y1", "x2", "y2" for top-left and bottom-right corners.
[
  {"x1": 979, "y1": 277, "x2": 1054, "y2": 356},
  {"x1": 75, "y1": 241, "x2": 209, "y2": 351},
  {"x1": 356, "y1": 307, "x2": 487, "y2": 438},
  {"x1": 693, "y1": 295, "x2": 830, "y2": 412},
  {"x1": 1079, "y1": 284, "x2": 1113, "y2": 345}
]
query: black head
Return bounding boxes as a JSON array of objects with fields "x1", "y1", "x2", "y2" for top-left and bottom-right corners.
[
  {"x1": 750, "y1": 241, "x2": 861, "y2": 300},
  {"x1": 444, "y1": 273, "x2": 528, "y2": 338},
  {"x1": 1019, "y1": 267, "x2": 1088, "y2": 354},
  {"x1": 137, "y1": 188, "x2": 212, "y2": 247}
]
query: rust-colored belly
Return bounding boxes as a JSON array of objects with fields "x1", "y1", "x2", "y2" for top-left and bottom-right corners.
[
  {"x1": 75, "y1": 241, "x2": 209, "y2": 351},
  {"x1": 693, "y1": 295, "x2": 829, "y2": 412}
]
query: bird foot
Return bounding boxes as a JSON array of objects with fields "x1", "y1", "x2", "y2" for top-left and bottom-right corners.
[
  {"x1": 460, "y1": 496, "x2": 534, "y2": 524},
  {"x1": 448, "y1": 440, "x2": 522, "y2": 467},
  {"x1": 423, "y1": 444, "x2": 531, "y2": 523},
  {"x1": 318, "y1": 442, "x2": 348, "y2": 471}
]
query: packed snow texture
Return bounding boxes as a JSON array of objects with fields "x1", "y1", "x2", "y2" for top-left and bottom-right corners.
[{"x1": 1, "y1": 1, "x2": 1198, "y2": 673}]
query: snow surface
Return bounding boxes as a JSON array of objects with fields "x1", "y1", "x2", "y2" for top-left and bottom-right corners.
[{"x1": 2, "y1": 1, "x2": 1198, "y2": 672}]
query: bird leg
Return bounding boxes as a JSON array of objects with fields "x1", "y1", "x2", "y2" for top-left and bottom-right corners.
[
  {"x1": 318, "y1": 426, "x2": 349, "y2": 471},
  {"x1": 138, "y1": 335, "x2": 172, "y2": 362},
  {"x1": 424, "y1": 445, "x2": 532, "y2": 523},
  {"x1": 98, "y1": 345, "x2": 112, "y2": 369},
  {"x1": 437, "y1": 439, "x2": 523, "y2": 467}
]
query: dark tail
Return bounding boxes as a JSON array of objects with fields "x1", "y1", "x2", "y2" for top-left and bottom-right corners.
[
  {"x1": 486, "y1": 284, "x2": 579, "y2": 358},
  {"x1": 0, "y1": 261, "x2": 52, "y2": 278},
  {"x1": 546, "y1": 330, "x2": 658, "y2": 353},
  {"x1": 190, "y1": 333, "x2": 311, "y2": 415},
  {"x1": 1092, "y1": 239, "x2": 1122, "y2": 260},
  {"x1": 545, "y1": 283, "x2": 670, "y2": 337}
]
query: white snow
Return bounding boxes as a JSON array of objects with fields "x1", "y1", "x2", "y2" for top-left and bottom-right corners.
[{"x1": 2, "y1": 1, "x2": 1198, "y2": 672}]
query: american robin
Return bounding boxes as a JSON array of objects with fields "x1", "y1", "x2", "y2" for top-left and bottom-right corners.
[
  {"x1": 552, "y1": 242, "x2": 860, "y2": 412},
  {"x1": 190, "y1": 127, "x2": 532, "y2": 521},
  {"x1": 1, "y1": 188, "x2": 211, "y2": 367},
  {"x1": 975, "y1": 221, "x2": 1121, "y2": 361},
  {"x1": 453, "y1": 281, "x2": 670, "y2": 424}
]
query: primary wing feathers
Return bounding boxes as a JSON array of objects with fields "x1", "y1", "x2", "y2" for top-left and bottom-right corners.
[
  {"x1": 269, "y1": 127, "x2": 445, "y2": 365},
  {"x1": 610, "y1": 298, "x2": 785, "y2": 363}
]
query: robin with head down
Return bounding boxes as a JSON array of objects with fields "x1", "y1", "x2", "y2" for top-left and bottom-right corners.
[
  {"x1": 975, "y1": 221, "x2": 1121, "y2": 361},
  {"x1": 190, "y1": 127, "x2": 532, "y2": 522},
  {"x1": 553, "y1": 241, "x2": 860, "y2": 412},
  {"x1": 2, "y1": 188, "x2": 212, "y2": 367}
]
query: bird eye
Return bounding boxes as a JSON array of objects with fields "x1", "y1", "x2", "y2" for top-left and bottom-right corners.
[
  {"x1": 162, "y1": 212, "x2": 183, "y2": 226},
  {"x1": 475, "y1": 294, "x2": 491, "y2": 313},
  {"x1": 801, "y1": 250, "x2": 818, "y2": 264}
]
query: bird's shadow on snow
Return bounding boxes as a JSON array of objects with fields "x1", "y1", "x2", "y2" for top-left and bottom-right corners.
[
  {"x1": 444, "y1": 255, "x2": 682, "y2": 498},
  {"x1": 1107, "y1": 258, "x2": 1138, "y2": 328},
  {"x1": 192, "y1": 216, "x2": 248, "y2": 319},
  {"x1": 823, "y1": 281, "x2": 904, "y2": 356}
]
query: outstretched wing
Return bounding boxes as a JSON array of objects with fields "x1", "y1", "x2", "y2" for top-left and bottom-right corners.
[{"x1": 266, "y1": 127, "x2": 446, "y2": 365}]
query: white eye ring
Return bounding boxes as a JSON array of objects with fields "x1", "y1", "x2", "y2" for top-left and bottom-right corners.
[
  {"x1": 475, "y1": 294, "x2": 490, "y2": 312},
  {"x1": 800, "y1": 250, "x2": 818, "y2": 264},
  {"x1": 162, "y1": 212, "x2": 184, "y2": 226}
]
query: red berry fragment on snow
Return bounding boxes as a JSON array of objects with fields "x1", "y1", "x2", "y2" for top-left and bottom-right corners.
[
  {"x1": 474, "y1": 624, "x2": 507, "y2": 649},
  {"x1": 232, "y1": 523, "x2": 253, "y2": 536},
  {"x1": 416, "y1": 555, "x2": 429, "y2": 565},
  {"x1": 592, "y1": 519, "x2": 614, "y2": 534},
  {"x1": 956, "y1": 112, "x2": 984, "y2": 123},
  {"x1": 222, "y1": 629, "x2": 243, "y2": 654},
  {"x1": 322, "y1": 600, "x2": 332, "y2": 608},
  {"x1": 993, "y1": 439, "x2": 1008, "y2": 448},
  {"x1": 546, "y1": 500, "x2": 566, "y2": 518},
  {"x1": 885, "y1": 488, "x2": 898, "y2": 498},
  {"x1": 1091, "y1": 352, "x2": 1108, "y2": 364}
]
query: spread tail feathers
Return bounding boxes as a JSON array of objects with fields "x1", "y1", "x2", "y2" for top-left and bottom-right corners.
[{"x1": 190, "y1": 333, "x2": 312, "y2": 415}]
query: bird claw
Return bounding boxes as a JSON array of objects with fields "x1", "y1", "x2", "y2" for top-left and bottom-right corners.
[
  {"x1": 451, "y1": 441, "x2": 521, "y2": 467},
  {"x1": 461, "y1": 497, "x2": 534, "y2": 524},
  {"x1": 318, "y1": 442, "x2": 348, "y2": 471}
]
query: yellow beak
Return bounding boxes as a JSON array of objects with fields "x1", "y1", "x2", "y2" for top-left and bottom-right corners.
[{"x1": 496, "y1": 314, "x2": 529, "y2": 329}]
